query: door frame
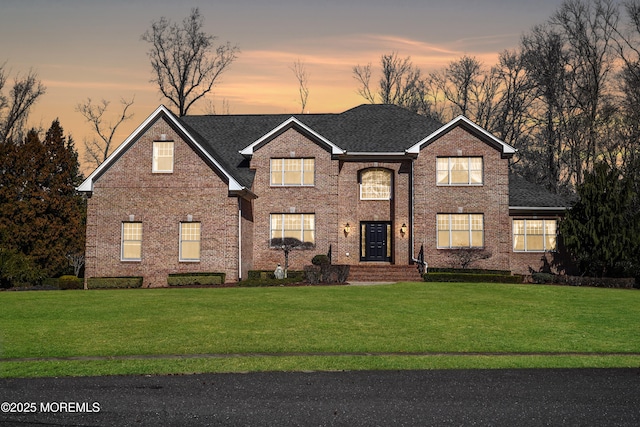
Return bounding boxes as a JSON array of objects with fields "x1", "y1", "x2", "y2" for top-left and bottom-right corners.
[{"x1": 360, "y1": 221, "x2": 392, "y2": 262}]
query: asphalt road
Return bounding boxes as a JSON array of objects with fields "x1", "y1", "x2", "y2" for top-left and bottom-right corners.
[{"x1": 1, "y1": 368, "x2": 639, "y2": 426}]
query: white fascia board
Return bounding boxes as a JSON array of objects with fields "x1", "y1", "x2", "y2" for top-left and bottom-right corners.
[
  {"x1": 509, "y1": 206, "x2": 568, "y2": 211},
  {"x1": 342, "y1": 152, "x2": 408, "y2": 156},
  {"x1": 76, "y1": 105, "x2": 247, "y2": 194},
  {"x1": 406, "y1": 115, "x2": 517, "y2": 156},
  {"x1": 239, "y1": 116, "x2": 344, "y2": 157}
]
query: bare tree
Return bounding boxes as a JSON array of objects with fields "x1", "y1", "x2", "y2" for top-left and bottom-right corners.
[
  {"x1": 0, "y1": 63, "x2": 46, "y2": 143},
  {"x1": 75, "y1": 96, "x2": 135, "y2": 168},
  {"x1": 141, "y1": 8, "x2": 239, "y2": 116},
  {"x1": 290, "y1": 59, "x2": 310, "y2": 113},
  {"x1": 551, "y1": 0, "x2": 619, "y2": 184},
  {"x1": 353, "y1": 52, "x2": 433, "y2": 116},
  {"x1": 430, "y1": 55, "x2": 485, "y2": 120}
]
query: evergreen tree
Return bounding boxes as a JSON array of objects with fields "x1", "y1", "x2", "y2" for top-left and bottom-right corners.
[
  {"x1": 0, "y1": 120, "x2": 85, "y2": 279},
  {"x1": 560, "y1": 162, "x2": 640, "y2": 277}
]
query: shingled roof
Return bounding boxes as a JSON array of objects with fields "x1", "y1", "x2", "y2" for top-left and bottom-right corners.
[
  {"x1": 509, "y1": 173, "x2": 573, "y2": 210},
  {"x1": 179, "y1": 104, "x2": 443, "y2": 187}
]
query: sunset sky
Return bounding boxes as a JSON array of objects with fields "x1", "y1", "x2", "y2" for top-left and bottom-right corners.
[{"x1": 1, "y1": 0, "x2": 571, "y2": 172}]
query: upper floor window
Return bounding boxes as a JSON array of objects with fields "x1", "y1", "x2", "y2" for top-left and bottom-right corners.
[
  {"x1": 121, "y1": 222, "x2": 142, "y2": 261},
  {"x1": 513, "y1": 219, "x2": 557, "y2": 252},
  {"x1": 180, "y1": 222, "x2": 201, "y2": 261},
  {"x1": 153, "y1": 141, "x2": 174, "y2": 173},
  {"x1": 270, "y1": 213, "x2": 315, "y2": 245},
  {"x1": 437, "y1": 213, "x2": 484, "y2": 248},
  {"x1": 270, "y1": 158, "x2": 315, "y2": 186},
  {"x1": 437, "y1": 157, "x2": 483, "y2": 185},
  {"x1": 360, "y1": 168, "x2": 392, "y2": 200}
]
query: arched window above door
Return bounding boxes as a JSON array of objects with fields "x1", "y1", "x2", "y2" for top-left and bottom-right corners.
[{"x1": 360, "y1": 168, "x2": 392, "y2": 200}]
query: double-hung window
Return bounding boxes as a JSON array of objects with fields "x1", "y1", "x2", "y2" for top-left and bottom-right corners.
[
  {"x1": 121, "y1": 222, "x2": 142, "y2": 261},
  {"x1": 437, "y1": 157, "x2": 483, "y2": 185},
  {"x1": 270, "y1": 214, "x2": 315, "y2": 245},
  {"x1": 180, "y1": 222, "x2": 201, "y2": 261},
  {"x1": 513, "y1": 219, "x2": 557, "y2": 252},
  {"x1": 270, "y1": 158, "x2": 315, "y2": 186},
  {"x1": 437, "y1": 214, "x2": 484, "y2": 248},
  {"x1": 153, "y1": 141, "x2": 174, "y2": 173}
]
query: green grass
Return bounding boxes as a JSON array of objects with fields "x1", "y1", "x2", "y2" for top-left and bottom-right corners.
[{"x1": 1, "y1": 282, "x2": 639, "y2": 377}]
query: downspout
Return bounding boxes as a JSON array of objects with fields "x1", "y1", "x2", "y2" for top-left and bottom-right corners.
[
  {"x1": 238, "y1": 198, "x2": 242, "y2": 281},
  {"x1": 409, "y1": 159, "x2": 415, "y2": 264}
]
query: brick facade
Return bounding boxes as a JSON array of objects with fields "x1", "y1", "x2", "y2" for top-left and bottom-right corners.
[
  {"x1": 84, "y1": 118, "x2": 241, "y2": 287},
  {"x1": 80, "y1": 105, "x2": 568, "y2": 285},
  {"x1": 413, "y1": 127, "x2": 511, "y2": 271}
]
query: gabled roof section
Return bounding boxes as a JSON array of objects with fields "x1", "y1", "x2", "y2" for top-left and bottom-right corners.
[
  {"x1": 239, "y1": 116, "x2": 345, "y2": 157},
  {"x1": 406, "y1": 115, "x2": 517, "y2": 158},
  {"x1": 76, "y1": 105, "x2": 249, "y2": 195}
]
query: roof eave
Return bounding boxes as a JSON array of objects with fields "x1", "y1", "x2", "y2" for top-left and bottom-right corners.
[{"x1": 509, "y1": 206, "x2": 569, "y2": 216}]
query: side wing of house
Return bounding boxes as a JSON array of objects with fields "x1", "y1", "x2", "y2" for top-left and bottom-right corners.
[
  {"x1": 508, "y1": 174, "x2": 571, "y2": 275},
  {"x1": 79, "y1": 106, "x2": 249, "y2": 287}
]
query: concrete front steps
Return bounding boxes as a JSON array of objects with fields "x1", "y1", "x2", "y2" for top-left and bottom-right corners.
[{"x1": 347, "y1": 264, "x2": 423, "y2": 283}]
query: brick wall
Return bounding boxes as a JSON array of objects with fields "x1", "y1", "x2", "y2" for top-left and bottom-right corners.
[
  {"x1": 84, "y1": 117, "x2": 241, "y2": 287},
  {"x1": 249, "y1": 128, "x2": 414, "y2": 271},
  {"x1": 334, "y1": 160, "x2": 411, "y2": 265},
  {"x1": 413, "y1": 126, "x2": 511, "y2": 271},
  {"x1": 509, "y1": 214, "x2": 564, "y2": 275},
  {"x1": 250, "y1": 128, "x2": 339, "y2": 271}
]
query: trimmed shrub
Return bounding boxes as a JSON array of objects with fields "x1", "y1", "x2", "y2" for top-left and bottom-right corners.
[
  {"x1": 304, "y1": 264, "x2": 350, "y2": 284},
  {"x1": 57, "y1": 275, "x2": 83, "y2": 290},
  {"x1": 311, "y1": 254, "x2": 331, "y2": 266},
  {"x1": 423, "y1": 272, "x2": 524, "y2": 284},
  {"x1": 167, "y1": 273, "x2": 225, "y2": 286},
  {"x1": 428, "y1": 267, "x2": 512, "y2": 275},
  {"x1": 247, "y1": 270, "x2": 304, "y2": 281},
  {"x1": 531, "y1": 273, "x2": 636, "y2": 289},
  {"x1": 87, "y1": 277, "x2": 143, "y2": 289},
  {"x1": 240, "y1": 270, "x2": 305, "y2": 287}
]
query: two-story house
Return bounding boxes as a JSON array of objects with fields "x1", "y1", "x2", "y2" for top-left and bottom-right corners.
[{"x1": 78, "y1": 104, "x2": 569, "y2": 287}]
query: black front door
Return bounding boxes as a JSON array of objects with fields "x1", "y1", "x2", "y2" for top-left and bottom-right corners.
[{"x1": 361, "y1": 222, "x2": 391, "y2": 262}]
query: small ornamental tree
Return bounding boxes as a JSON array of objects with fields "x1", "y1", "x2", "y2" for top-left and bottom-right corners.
[
  {"x1": 269, "y1": 237, "x2": 314, "y2": 278},
  {"x1": 560, "y1": 162, "x2": 640, "y2": 277}
]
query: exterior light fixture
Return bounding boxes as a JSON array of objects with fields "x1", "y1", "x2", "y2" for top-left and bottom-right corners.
[
  {"x1": 344, "y1": 223, "x2": 351, "y2": 236},
  {"x1": 400, "y1": 223, "x2": 407, "y2": 236}
]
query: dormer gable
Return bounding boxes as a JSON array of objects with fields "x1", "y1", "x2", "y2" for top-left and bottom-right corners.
[
  {"x1": 406, "y1": 115, "x2": 516, "y2": 158},
  {"x1": 239, "y1": 116, "x2": 345, "y2": 158}
]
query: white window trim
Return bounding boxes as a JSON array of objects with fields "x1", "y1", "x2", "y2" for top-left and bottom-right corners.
[
  {"x1": 270, "y1": 213, "x2": 316, "y2": 245},
  {"x1": 436, "y1": 157, "x2": 484, "y2": 186},
  {"x1": 121, "y1": 222, "x2": 142, "y2": 262},
  {"x1": 270, "y1": 158, "x2": 315, "y2": 187},
  {"x1": 359, "y1": 168, "x2": 393, "y2": 201},
  {"x1": 437, "y1": 213, "x2": 485, "y2": 249},
  {"x1": 513, "y1": 219, "x2": 557, "y2": 253},
  {"x1": 179, "y1": 222, "x2": 201, "y2": 262},
  {"x1": 152, "y1": 141, "x2": 175, "y2": 173}
]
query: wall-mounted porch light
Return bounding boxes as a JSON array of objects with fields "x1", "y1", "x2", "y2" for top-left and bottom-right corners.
[
  {"x1": 400, "y1": 223, "x2": 407, "y2": 236},
  {"x1": 343, "y1": 223, "x2": 351, "y2": 237}
]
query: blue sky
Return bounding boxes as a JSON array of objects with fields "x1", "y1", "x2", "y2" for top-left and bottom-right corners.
[{"x1": 1, "y1": 0, "x2": 572, "y2": 168}]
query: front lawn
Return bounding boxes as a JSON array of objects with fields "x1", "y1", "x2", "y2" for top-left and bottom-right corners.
[{"x1": 1, "y1": 282, "x2": 638, "y2": 377}]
